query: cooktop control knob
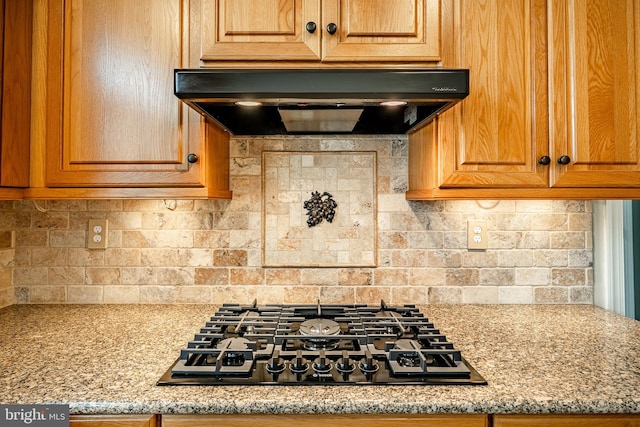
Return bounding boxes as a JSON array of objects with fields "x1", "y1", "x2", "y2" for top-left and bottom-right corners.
[
  {"x1": 312, "y1": 350, "x2": 332, "y2": 374},
  {"x1": 336, "y1": 350, "x2": 356, "y2": 373},
  {"x1": 266, "y1": 350, "x2": 285, "y2": 374},
  {"x1": 290, "y1": 350, "x2": 309, "y2": 374},
  {"x1": 359, "y1": 350, "x2": 379, "y2": 373}
]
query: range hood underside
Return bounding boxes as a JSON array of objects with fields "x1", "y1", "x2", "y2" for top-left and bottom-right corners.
[
  {"x1": 185, "y1": 102, "x2": 449, "y2": 135},
  {"x1": 175, "y1": 69, "x2": 469, "y2": 135}
]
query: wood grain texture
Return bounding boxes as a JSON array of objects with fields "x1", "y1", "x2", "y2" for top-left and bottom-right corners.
[
  {"x1": 199, "y1": 0, "x2": 440, "y2": 63},
  {"x1": 161, "y1": 414, "x2": 489, "y2": 427},
  {"x1": 493, "y1": 414, "x2": 640, "y2": 427},
  {"x1": 70, "y1": 414, "x2": 156, "y2": 427},
  {"x1": 43, "y1": 0, "x2": 208, "y2": 188},
  {"x1": 0, "y1": 0, "x2": 32, "y2": 187},
  {"x1": 549, "y1": 0, "x2": 640, "y2": 187},
  {"x1": 200, "y1": 0, "x2": 322, "y2": 61},
  {"x1": 408, "y1": 120, "x2": 437, "y2": 191},
  {"x1": 414, "y1": 0, "x2": 549, "y2": 190},
  {"x1": 406, "y1": 186, "x2": 640, "y2": 200},
  {"x1": 204, "y1": 118, "x2": 232, "y2": 199},
  {"x1": 322, "y1": 0, "x2": 440, "y2": 62}
]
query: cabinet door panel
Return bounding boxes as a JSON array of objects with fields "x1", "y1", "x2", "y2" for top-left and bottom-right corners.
[
  {"x1": 322, "y1": 0, "x2": 440, "y2": 62},
  {"x1": 550, "y1": 0, "x2": 640, "y2": 187},
  {"x1": 70, "y1": 414, "x2": 156, "y2": 427},
  {"x1": 46, "y1": 0, "x2": 203, "y2": 187},
  {"x1": 162, "y1": 414, "x2": 489, "y2": 427},
  {"x1": 493, "y1": 414, "x2": 640, "y2": 427},
  {"x1": 200, "y1": 0, "x2": 321, "y2": 61},
  {"x1": 436, "y1": 0, "x2": 548, "y2": 188}
]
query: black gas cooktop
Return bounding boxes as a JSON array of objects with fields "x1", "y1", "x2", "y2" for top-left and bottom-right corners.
[{"x1": 157, "y1": 301, "x2": 486, "y2": 386}]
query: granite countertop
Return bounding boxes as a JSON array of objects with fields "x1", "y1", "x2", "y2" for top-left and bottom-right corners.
[{"x1": 0, "y1": 304, "x2": 639, "y2": 415}]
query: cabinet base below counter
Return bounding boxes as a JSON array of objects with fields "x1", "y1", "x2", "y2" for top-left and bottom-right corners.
[
  {"x1": 71, "y1": 414, "x2": 640, "y2": 427},
  {"x1": 161, "y1": 414, "x2": 489, "y2": 427}
]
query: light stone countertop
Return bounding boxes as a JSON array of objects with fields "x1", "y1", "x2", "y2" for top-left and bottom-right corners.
[{"x1": 0, "y1": 304, "x2": 639, "y2": 415}]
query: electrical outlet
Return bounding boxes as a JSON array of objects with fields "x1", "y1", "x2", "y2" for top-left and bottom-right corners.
[
  {"x1": 467, "y1": 220, "x2": 488, "y2": 250},
  {"x1": 88, "y1": 219, "x2": 108, "y2": 249}
]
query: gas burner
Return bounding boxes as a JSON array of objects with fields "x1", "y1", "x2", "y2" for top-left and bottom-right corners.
[
  {"x1": 158, "y1": 301, "x2": 487, "y2": 386},
  {"x1": 299, "y1": 318, "x2": 341, "y2": 350}
]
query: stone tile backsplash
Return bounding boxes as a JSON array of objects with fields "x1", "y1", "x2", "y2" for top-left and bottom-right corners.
[{"x1": 0, "y1": 136, "x2": 593, "y2": 306}]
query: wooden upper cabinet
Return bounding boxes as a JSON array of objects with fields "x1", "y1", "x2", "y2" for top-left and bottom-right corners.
[
  {"x1": 549, "y1": 0, "x2": 640, "y2": 188},
  {"x1": 0, "y1": 0, "x2": 32, "y2": 197},
  {"x1": 44, "y1": 0, "x2": 205, "y2": 187},
  {"x1": 321, "y1": 0, "x2": 440, "y2": 62},
  {"x1": 200, "y1": 0, "x2": 322, "y2": 61},
  {"x1": 199, "y1": 0, "x2": 441, "y2": 64},
  {"x1": 408, "y1": 0, "x2": 640, "y2": 199},
  {"x1": 411, "y1": 0, "x2": 548, "y2": 191}
]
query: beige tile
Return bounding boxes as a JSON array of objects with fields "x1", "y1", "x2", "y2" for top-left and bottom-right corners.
[
  {"x1": 409, "y1": 268, "x2": 446, "y2": 286},
  {"x1": 230, "y1": 268, "x2": 265, "y2": 285},
  {"x1": 498, "y1": 286, "x2": 533, "y2": 304},
  {"x1": 462, "y1": 286, "x2": 498, "y2": 304},
  {"x1": 319, "y1": 286, "x2": 354, "y2": 304},
  {"x1": 85, "y1": 267, "x2": 121, "y2": 285},
  {"x1": 428, "y1": 287, "x2": 462, "y2": 304},
  {"x1": 355, "y1": 286, "x2": 391, "y2": 304},
  {"x1": 391, "y1": 286, "x2": 427, "y2": 305},
  {"x1": 67, "y1": 285, "x2": 103, "y2": 303},
  {"x1": 534, "y1": 286, "x2": 569, "y2": 304},
  {"x1": 13, "y1": 267, "x2": 48, "y2": 286},
  {"x1": 551, "y1": 268, "x2": 587, "y2": 285},
  {"x1": 49, "y1": 267, "x2": 84, "y2": 285},
  {"x1": 479, "y1": 269, "x2": 515, "y2": 286},
  {"x1": 283, "y1": 286, "x2": 320, "y2": 303},
  {"x1": 139, "y1": 285, "x2": 176, "y2": 303},
  {"x1": 373, "y1": 268, "x2": 409, "y2": 286},
  {"x1": 266, "y1": 269, "x2": 300, "y2": 285},
  {"x1": 30, "y1": 286, "x2": 66, "y2": 303},
  {"x1": 103, "y1": 286, "x2": 140, "y2": 303},
  {"x1": 105, "y1": 248, "x2": 141, "y2": 266},
  {"x1": 213, "y1": 249, "x2": 248, "y2": 267},
  {"x1": 157, "y1": 267, "x2": 195, "y2": 285},
  {"x1": 50, "y1": 230, "x2": 85, "y2": 248},
  {"x1": 194, "y1": 268, "x2": 229, "y2": 285},
  {"x1": 175, "y1": 286, "x2": 212, "y2": 303},
  {"x1": 445, "y1": 268, "x2": 479, "y2": 286}
]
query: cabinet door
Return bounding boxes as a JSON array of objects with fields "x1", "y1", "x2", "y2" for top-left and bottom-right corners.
[
  {"x1": 321, "y1": 0, "x2": 440, "y2": 62},
  {"x1": 45, "y1": 0, "x2": 205, "y2": 187},
  {"x1": 70, "y1": 414, "x2": 156, "y2": 427},
  {"x1": 493, "y1": 414, "x2": 640, "y2": 427},
  {"x1": 162, "y1": 414, "x2": 489, "y2": 427},
  {"x1": 549, "y1": 0, "x2": 640, "y2": 187},
  {"x1": 0, "y1": 0, "x2": 31, "y2": 191},
  {"x1": 433, "y1": 0, "x2": 549, "y2": 188},
  {"x1": 200, "y1": 0, "x2": 321, "y2": 61}
]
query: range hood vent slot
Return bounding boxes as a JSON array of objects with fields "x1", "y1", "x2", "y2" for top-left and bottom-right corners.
[{"x1": 175, "y1": 69, "x2": 469, "y2": 135}]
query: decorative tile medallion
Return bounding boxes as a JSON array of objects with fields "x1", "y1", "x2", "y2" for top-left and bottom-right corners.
[{"x1": 263, "y1": 151, "x2": 377, "y2": 267}]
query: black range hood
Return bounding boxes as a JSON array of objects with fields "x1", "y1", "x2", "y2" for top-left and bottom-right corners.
[{"x1": 175, "y1": 69, "x2": 469, "y2": 135}]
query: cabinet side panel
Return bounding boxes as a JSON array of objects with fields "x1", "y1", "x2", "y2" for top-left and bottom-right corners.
[{"x1": 0, "y1": 0, "x2": 32, "y2": 187}]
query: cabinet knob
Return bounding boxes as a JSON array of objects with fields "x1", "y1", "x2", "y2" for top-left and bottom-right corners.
[
  {"x1": 187, "y1": 153, "x2": 199, "y2": 164},
  {"x1": 537, "y1": 156, "x2": 551, "y2": 166},
  {"x1": 326, "y1": 23, "x2": 337, "y2": 35},
  {"x1": 306, "y1": 21, "x2": 317, "y2": 33},
  {"x1": 557, "y1": 155, "x2": 571, "y2": 165}
]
